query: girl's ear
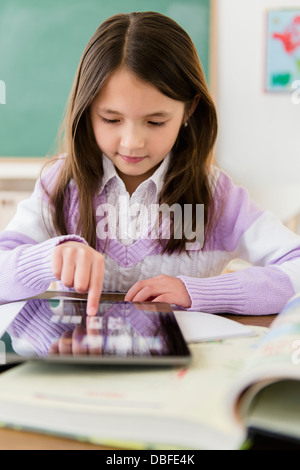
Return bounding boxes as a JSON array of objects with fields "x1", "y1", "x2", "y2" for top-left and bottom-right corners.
[
  {"x1": 183, "y1": 95, "x2": 200, "y2": 127},
  {"x1": 188, "y1": 94, "x2": 200, "y2": 119}
]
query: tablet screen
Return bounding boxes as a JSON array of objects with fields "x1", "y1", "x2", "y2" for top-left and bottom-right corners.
[{"x1": 0, "y1": 298, "x2": 191, "y2": 366}]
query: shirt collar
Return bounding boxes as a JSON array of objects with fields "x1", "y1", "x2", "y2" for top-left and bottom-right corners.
[
  {"x1": 99, "y1": 154, "x2": 121, "y2": 194},
  {"x1": 99, "y1": 153, "x2": 171, "y2": 196}
]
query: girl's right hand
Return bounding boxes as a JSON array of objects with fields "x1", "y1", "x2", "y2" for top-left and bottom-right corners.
[{"x1": 52, "y1": 241, "x2": 105, "y2": 316}]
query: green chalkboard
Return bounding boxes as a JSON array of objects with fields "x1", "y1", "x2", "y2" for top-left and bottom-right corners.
[{"x1": 0, "y1": 0, "x2": 211, "y2": 157}]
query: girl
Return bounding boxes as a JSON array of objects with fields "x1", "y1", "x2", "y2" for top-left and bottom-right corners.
[{"x1": 1, "y1": 11, "x2": 300, "y2": 316}]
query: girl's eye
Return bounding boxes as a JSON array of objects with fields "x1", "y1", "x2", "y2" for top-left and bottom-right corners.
[
  {"x1": 148, "y1": 121, "x2": 165, "y2": 127},
  {"x1": 101, "y1": 117, "x2": 120, "y2": 125},
  {"x1": 100, "y1": 117, "x2": 165, "y2": 127}
]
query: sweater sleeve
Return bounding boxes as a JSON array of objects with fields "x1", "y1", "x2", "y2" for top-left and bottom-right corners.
[
  {"x1": 0, "y1": 232, "x2": 87, "y2": 303},
  {"x1": 178, "y1": 171, "x2": 300, "y2": 315},
  {"x1": 0, "y1": 162, "x2": 87, "y2": 304}
]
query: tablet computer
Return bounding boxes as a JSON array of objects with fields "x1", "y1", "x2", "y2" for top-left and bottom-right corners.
[{"x1": 0, "y1": 297, "x2": 191, "y2": 366}]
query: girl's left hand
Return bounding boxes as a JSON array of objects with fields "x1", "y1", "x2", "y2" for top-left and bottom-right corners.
[{"x1": 125, "y1": 275, "x2": 191, "y2": 308}]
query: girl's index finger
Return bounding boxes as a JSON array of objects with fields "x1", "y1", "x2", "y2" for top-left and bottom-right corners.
[
  {"x1": 86, "y1": 257, "x2": 104, "y2": 316},
  {"x1": 124, "y1": 281, "x2": 143, "y2": 301},
  {"x1": 86, "y1": 297, "x2": 100, "y2": 316},
  {"x1": 125, "y1": 279, "x2": 156, "y2": 302},
  {"x1": 86, "y1": 282, "x2": 102, "y2": 316}
]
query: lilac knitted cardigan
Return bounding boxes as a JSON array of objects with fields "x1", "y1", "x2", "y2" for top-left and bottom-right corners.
[{"x1": 1, "y1": 160, "x2": 300, "y2": 315}]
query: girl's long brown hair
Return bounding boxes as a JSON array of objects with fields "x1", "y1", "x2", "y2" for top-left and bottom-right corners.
[{"x1": 45, "y1": 11, "x2": 218, "y2": 254}]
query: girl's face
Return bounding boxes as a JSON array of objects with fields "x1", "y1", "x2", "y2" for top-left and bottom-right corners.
[{"x1": 90, "y1": 67, "x2": 186, "y2": 194}]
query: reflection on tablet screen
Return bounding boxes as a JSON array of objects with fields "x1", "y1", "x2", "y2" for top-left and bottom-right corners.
[{"x1": 1, "y1": 299, "x2": 191, "y2": 366}]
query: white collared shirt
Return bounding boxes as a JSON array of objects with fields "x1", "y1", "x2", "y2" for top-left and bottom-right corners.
[{"x1": 99, "y1": 154, "x2": 171, "y2": 246}]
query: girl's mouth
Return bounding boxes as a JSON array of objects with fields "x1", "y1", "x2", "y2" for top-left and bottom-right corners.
[{"x1": 119, "y1": 154, "x2": 146, "y2": 163}]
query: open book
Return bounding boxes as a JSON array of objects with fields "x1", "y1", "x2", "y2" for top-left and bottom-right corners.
[
  {"x1": 0, "y1": 295, "x2": 299, "y2": 449},
  {"x1": 227, "y1": 293, "x2": 300, "y2": 446}
]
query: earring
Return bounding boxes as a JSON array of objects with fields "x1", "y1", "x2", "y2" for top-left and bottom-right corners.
[{"x1": 184, "y1": 121, "x2": 188, "y2": 128}]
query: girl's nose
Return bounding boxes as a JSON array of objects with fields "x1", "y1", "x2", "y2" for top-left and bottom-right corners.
[{"x1": 120, "y1": 124, "x2": 145, "y2": 151}]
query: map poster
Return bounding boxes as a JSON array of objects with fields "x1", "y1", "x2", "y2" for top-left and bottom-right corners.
[{"x1": 265, "y1": 9, "x2": 300, "y2": 92}]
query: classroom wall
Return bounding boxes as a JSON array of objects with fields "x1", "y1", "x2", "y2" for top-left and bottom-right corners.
[{"x1": 215, "y1": 0, "x2": 300, "y2": 223}]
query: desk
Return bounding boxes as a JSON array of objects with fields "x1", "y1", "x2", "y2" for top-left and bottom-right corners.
[{"x1": 0, "y1": 292, "x2": 280, "y2": 450}]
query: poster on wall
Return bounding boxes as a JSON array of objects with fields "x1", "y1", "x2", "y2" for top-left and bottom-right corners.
[{"x1": 265, "y1": 9, "x2": 300, "y2": 92}]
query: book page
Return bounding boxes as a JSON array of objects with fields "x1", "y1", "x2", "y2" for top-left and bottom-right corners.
[
  {"x1": 246, "y1": 380, "x2": 300, "y2": 440},
  {"x1": 227, "y1": 294, "x2": 300, "y2": 425}
]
